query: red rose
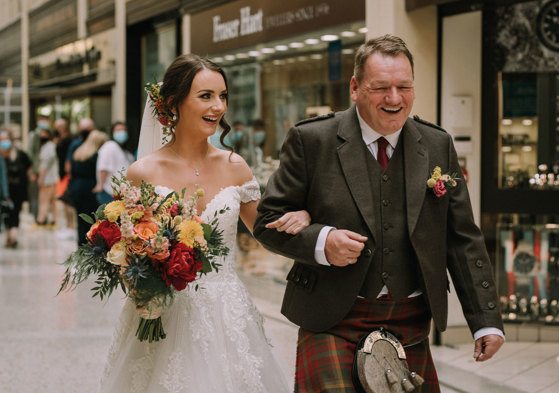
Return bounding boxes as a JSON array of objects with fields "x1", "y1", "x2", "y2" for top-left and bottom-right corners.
[
  {"x1": 158, "y1": 114, "x2": 169, "y2": 126},
  {"x1": 155, "y1": 243, "x2": 202, "y2": 291},
  {"x1": 434, "y1": 180, "x2": 447, "y2": 197},
  {"x1": 167, "y1": 203, "x2": 179, "y2": 217},
  {"x1": 90, "y1": 220, "x2": 122, "y2": 248}
]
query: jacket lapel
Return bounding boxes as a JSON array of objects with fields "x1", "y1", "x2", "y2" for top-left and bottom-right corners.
[
  {"x1": 337, "y1": 106, "x2": 377, "y2": 238},
  {"x1": 403, "y1": 119, "x2": 429, "y2": 236}
]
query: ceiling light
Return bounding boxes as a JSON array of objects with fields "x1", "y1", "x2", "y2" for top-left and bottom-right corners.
[
  {"x1": 224, "y1": 55, "x2": 235, "y2": 61},
  {"x1": 304, "y1": 38, "x2": 320, "y2": 45},
  {"x1": 289, "y1": 42, "x2": 304, "y2": 48},
  {"x1": 297, "y1": 56, "x2": 308, "y2": 61},
  {"x1": 501, "y1": 119, "x2": 512, "y2": 125},
  {"x1": 261, "y1": 47, "x2": 275, "y2": 54},
  {"x1": 213, "y1": 57, "x2": 224, "y2": 63},
  {"x1": 275, "y1": 45, "x2": 289, "y2": 51},
  {"x1": 501, "y1": 146, "x2": 512, "y2": 152},
  {"x1": 273, "y1": 59, "x2": 285, "y2": 65},
  {"x1": 287, "y1": 58, "x2": 296, "y2": 63},
  {"x1": 342, "y1": 48, "x2": 354, "y2": 55},
  {"x1": 341, "y1": 31, "x2": 356, "y2": 37},
  {"x1": 311, "y1": 54, "x2": 323, "y2": 60},
  {"x1": 522, "y1": 119, "x2": 533, "y2": 126},
  {"x1": 358, "y1": 27, "x2": 368, "y2": 34},
  {"x1": 521, "y1": 145, "x2": 532, "y2": 152},
  {"x1": 321, "y1": 34, "x2": 339, "y2": 41},
  {"x1": 248, "y1": 50, "x2": 260, "y2": 57},
  {"x1": 236, "y1": 53, "x2": 248, "y2": 59}
]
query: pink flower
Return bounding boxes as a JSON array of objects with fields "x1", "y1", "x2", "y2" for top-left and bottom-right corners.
[
  {"x1": 167, "y1": 204, "x2": 179, "y2": 217},
  {"x1": 158, "y1": 114, "x2": 169, "y2": 126},
  {"x1": 434, "y1": 180, "x2": 447, "y2": 197}
]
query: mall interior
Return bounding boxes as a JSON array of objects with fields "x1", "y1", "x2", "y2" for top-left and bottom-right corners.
[{"x1": 1, "y1": 0, "x2": 559, "y2": 392}]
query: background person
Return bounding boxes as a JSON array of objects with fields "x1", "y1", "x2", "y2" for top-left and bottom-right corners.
[
  {"x1": 69, "y1": 129, "x2": 108, "y2": 245},
  {"x1": 36, "y1": 128, "x2": 58, "y2": 227},
  {"x1": 27, "y1": 114, "x2": 50, "y2": 220},
  {"x1": 0, "y1": 130, "x2": 31, "y2": 247},
  {"x1": 92, "y1": 121, "x2": 135, "y2": 204},
  {"x1": 54, "y1": 118, "x2": 76, "y2": 239}
]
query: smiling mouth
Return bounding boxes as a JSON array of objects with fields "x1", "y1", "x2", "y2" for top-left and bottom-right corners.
[
  {"x1": 381, "y1": 107, "x2": 402, "y2": 113},
  {"x1": 202, "y1": 116, "x2": 219, "y2": 122}
]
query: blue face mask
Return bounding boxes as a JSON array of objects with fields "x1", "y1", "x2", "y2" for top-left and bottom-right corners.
[
  {"x1": 0, "y1": 140, "x2": 11, "y2": 150},
  {"x1": 113, "y1": 130, "x2": 128, "y2": 144},
  {"x1": 38, "y1": 120, "x2": 49, "y2": 130},
  {"x1": 253, "y1": 131, "x2": 266, "y2": 146}
]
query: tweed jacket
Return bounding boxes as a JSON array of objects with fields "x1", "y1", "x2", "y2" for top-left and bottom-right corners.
[{"x1": 253, "y1": 106, "x2": 504, "y2": 334}]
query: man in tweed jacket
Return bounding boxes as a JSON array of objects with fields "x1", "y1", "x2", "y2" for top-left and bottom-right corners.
[{"x1": 254, "y1": 35, "x2": 504, "y2": 392}]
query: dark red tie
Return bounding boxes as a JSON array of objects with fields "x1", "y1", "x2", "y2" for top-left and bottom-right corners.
[{"x1": 377, "y1": 137, "x2": 389, "y2": 169}]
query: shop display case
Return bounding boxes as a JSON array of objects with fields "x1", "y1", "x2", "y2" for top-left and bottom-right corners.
[{"x1": 496, "y1": 222, "x2": 559, "y2": 325}]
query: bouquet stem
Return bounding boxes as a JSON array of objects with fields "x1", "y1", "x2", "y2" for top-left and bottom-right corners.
[{"x1": 136, "y1": 317, "x2": 166, "y2": 342}]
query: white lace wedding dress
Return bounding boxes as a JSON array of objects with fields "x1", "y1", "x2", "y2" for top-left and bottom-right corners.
[{"x1": 98, "y1": 178, "x2": 289, "y2": 393}]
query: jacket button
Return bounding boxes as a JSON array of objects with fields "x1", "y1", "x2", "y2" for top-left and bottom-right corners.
[
  {"x1": 475, "y1": 260, "x2": 483, "y2": 268},
  {"x1": 363, "y1": 248, "x2": 372, "y2": 257},
  {"x1": 383, "y1": 223, "x2": 390, "y2": 230},
  {"x1": 488, "y1": 302, "x2": 495, "y2": 309},
  {"x1": 382, "y1": 175, "x2": 389, "y2": 182},
  {"x1": 383, "y1": 247, "x2": 390, "y2": 255},
  {"x1": 481, "y1": 281, "x2": 489, "y2": 288},
  {"x1": 382, "y1": 271, "x2": 389, "y2": 279},
  {"x1": 382, "y1": 199, "x2": 389, "y2": 206}
]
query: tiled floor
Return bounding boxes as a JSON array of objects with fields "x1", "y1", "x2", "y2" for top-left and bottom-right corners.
[{"x1": 1, "y1": 211, "x2": 558, "y2": 392}]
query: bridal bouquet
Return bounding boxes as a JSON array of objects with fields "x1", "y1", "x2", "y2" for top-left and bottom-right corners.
[{"x1": 58, "y1": 172, "x2": 229, "y2": 342}]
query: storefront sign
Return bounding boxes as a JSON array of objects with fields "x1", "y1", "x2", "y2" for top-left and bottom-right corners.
[{"x1": 191, "y1": 0, "x2": 365, "y2": 55}]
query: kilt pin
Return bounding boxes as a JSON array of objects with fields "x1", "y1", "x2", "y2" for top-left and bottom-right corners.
[{"x1": 295, "y1": 295, "x2": 440, "y2": 393}]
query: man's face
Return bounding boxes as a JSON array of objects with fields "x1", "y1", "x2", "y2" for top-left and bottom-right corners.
[{"x1": 350, "y1": 53, "x2": 415, "y2": 135}]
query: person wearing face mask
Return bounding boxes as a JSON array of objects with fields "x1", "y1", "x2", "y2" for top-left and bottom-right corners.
[
  {"x1": 252, "y1": 119, "x2": 267, "y2": 166},
  {"x1": 0, "y1": 130, "x2": 32, "y2": 247},
  {"x1": 92, "y1": 121, "x2": 135, "y2": 204},
  {"x1": 27, "y1": 115, "x2": 50, "y2": 220},
  {"x1": 35, "y1": 128, "x2": 58, "y2": 227}
]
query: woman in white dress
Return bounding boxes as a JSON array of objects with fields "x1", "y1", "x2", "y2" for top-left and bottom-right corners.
[{"x1": 98, "y1": 54, "x2": 309, "y2": 393}]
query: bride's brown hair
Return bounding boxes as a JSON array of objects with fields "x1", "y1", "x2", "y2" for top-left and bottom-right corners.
[{"x1": 160, "y1": 54, "x2": 232, "y2": 149}]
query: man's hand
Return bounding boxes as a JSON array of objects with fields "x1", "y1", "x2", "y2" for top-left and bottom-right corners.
[
  {"x1": 325, "y1": 229, "x2": 367, "y2": 267},
  {"x1": 265, "y1": 210, "x2": 311, "y2": 234},
  {"x1": 473, "y1": 334, "x2": 504, "y2": 362}
]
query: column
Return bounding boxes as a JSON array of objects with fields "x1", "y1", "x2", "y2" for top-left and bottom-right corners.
[{"x1": 114, "y1": 0, "x2": 126, "y2": 122}]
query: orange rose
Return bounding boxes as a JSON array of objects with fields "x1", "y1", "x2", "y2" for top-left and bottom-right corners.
[
  {"x1": 133, "y1": 220, "x2": 159, "y2": 241},
  {"x1": 127, "y1": 237, "x2": 148, "y2": 255},
  {"x1": 86, "y1": 221, "x2": 101, "y2": 241}
]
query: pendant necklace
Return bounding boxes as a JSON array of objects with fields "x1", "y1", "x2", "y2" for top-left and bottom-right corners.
[{"x1": 169, "y1": 145, "x2": 208, "y2": 177}]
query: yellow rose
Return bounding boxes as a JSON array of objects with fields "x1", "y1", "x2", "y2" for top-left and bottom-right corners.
[
  {"x1": 104, "y1": 200, "x2": 126, "y2": 222},
  {"x1": 107, "y1": 241, "x2": 128, "y2": 266},
  {"x1": 427, "y1": 178, "x2": 436, "y2": 188},
  {"x1": 177, "y1": 219, "x2": 204, "y2": 247}
]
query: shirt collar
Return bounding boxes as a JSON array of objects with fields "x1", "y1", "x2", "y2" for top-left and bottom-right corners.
[{"x1": 356, "y1": 106, "x2": 402, "y2": 149}]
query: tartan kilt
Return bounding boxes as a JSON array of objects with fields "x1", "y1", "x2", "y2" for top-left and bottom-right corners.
[{"x1": 295, "y1": 295, "x2": 440, "y2": 393}]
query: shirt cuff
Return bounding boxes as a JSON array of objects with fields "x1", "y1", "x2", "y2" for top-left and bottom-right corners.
[
  {"x1": 314, "y1": 226, "x2": 335, "y2": 266},
  {"x1": 473, "y1": 327, "x2": 505, "y2": 341}
]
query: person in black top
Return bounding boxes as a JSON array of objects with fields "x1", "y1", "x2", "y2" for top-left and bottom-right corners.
[
  {"x1": 53, "y1": 118, "x2": 76, "y2": 240},
  {"x1": 0, "y1": 130, "x2": 32, "y2": 248}
]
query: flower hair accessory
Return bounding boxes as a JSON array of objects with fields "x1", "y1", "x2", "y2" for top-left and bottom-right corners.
[
  {"x1": 145, "y1": 81, "x2": 175, "y2": 143},
  {"x1": 427, "y1": 166, "x2": 458, "y2": 197}
]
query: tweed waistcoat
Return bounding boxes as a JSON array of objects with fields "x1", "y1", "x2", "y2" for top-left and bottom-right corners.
[{"x1": 359, "y1": 139, "x2": 420, "y2": 300}]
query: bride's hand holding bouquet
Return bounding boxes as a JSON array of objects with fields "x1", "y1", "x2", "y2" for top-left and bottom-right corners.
[{"x1": 58, "y1": 171, "x2": 229, "y2": 342}]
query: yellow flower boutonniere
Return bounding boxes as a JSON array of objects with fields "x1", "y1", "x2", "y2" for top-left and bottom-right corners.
[{"x1": 427, "y1": 166, "x2": 458, "y2": 197}]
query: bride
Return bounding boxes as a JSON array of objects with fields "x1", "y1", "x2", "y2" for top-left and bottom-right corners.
[{"x1": 98, "y1": 54, "x2": 309, "y2": 393}]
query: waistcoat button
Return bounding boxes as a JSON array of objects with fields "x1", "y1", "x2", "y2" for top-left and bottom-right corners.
[
  {"x1": 383, "y1": 247, "x2": 390, "y2": 254},
  {"x1": 475, "y1": 260, "x2": 483, "y2": 268},
  {"x1": 363, "y1": 248, "x2": 372, "y2": 257},
  {"x1": 382, "y1": 271, "x2": 389, "y2": 279},
  {"x1": 482, "y1": 281, "x2": 489, "y2": 288},
  {"x1": 382, "y1": 199, "x2": 389, "y2": 206}
]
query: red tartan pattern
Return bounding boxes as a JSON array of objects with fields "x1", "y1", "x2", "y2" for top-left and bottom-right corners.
[{"x1": 295, "y1": 295, "x2": 440, "y2": 393}]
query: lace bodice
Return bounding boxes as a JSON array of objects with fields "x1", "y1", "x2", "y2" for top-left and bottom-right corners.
[{"x1": 154, "y1": 177, "x2": 260, "y2": 280}]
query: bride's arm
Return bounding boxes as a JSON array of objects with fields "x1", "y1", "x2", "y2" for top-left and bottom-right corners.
[{"x1": 241, "y1": 201, "x2": 311, "y2": 235}]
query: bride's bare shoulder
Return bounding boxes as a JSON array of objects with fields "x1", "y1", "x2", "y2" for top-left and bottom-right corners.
[
  {"x1": 214, "y1": 149, "x2": 253, "y2": 186},
  {"x1": 126, "y1": 150, "x2": 169, "y2": 186}
]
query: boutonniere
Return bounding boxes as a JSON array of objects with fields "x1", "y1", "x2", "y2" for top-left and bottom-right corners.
[{"x1": 426, "y1": 166, "x2": 458, "y2": 197}]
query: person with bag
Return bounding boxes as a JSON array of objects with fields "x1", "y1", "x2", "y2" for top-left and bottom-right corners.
[{"x1": 254, "y1": 35, "x2": 504, "y2": 392}]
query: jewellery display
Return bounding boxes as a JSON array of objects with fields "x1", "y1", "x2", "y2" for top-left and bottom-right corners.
[{"x1": 498, "y1": 225, "x2": 559, "y2": 325}]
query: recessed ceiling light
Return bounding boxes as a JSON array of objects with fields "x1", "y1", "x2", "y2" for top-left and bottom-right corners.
[
  {"x1": 275, "y1": 45, "x2": 289, "y2": 51},
  {"x1": 501, "y1": 146, "x2": 512, "y2": 152},
  {"x1": 321, "y1": 34, "x2": 339, "y2": 41},
  {"x1": 273, "y1": 59, "x2": 285, "y2": 65},
  {"x1": 311, "y1": 54, "x2": 323, "y2": 60},
  {"x1": 248, "y1": 50, "x2": 260, "y2": 57},
  {"x1": 297, "y1": 56, "x2": 307, "y2": 61},
  {"x1": 289, "y1": 42, "x2": 304, "y2": 48},
  {"x1": 342, "y1": 48, "x2": 354, "y2": 55},
  {"x1": 304, "y1": 38, "x2": 320, "y2": 45},
  {"x1": 287, "y1": 58, "x2": 296, "y2": 63},
  {"x1": 358, "y1": 27, "x2": 368, "y2": 34},
  {"x1": 213, "y1": 57, "x2": 224, "y2": 63},
  {"x1": 261, "y1": 47, "x2": 275, "y2": 54},
  {"x1": 236, "y1": 53, "x2": 248, "y2": 59},
  {"x1": 341, "y1": 31, "x2": 356, "y2": 37},
  {"x1": 224, "y1": 55, "x2": 235, "y2": 61},
  {"x1": 521, "y1": 146, "x2": 532, "y2": 152},
  {"x1": 522, "y1": 119, "x2": 533, "y2": 126},
  {"x1": 501, "y1": 119, "x2": 512, "y2": 125}
]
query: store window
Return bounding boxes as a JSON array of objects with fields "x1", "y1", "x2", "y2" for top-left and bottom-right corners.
[{"x1": 498, "y1": 72, "x2": 559, "y2": 190}]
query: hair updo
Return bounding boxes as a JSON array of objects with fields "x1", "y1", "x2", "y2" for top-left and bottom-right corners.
[{"x1": 159, "y1": 54, "x2": 231, "y2": 148}]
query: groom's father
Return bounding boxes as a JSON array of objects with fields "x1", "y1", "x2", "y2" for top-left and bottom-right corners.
[{"x1": 254, "y1": 34, "x2": 504, "y2": 392}]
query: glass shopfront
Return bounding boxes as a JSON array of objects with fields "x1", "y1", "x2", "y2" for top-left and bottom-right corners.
[
  {"x1": 190, "y1": 0, "x2": 365, "y2": 185},
  {"x1": 480, "y1": 0, "x2": 559, "y2": 329}
]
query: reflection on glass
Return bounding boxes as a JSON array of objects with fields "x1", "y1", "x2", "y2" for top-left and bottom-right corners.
[{"x1": 498, "y1": 73, "x2": 559, "y2": 190}]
